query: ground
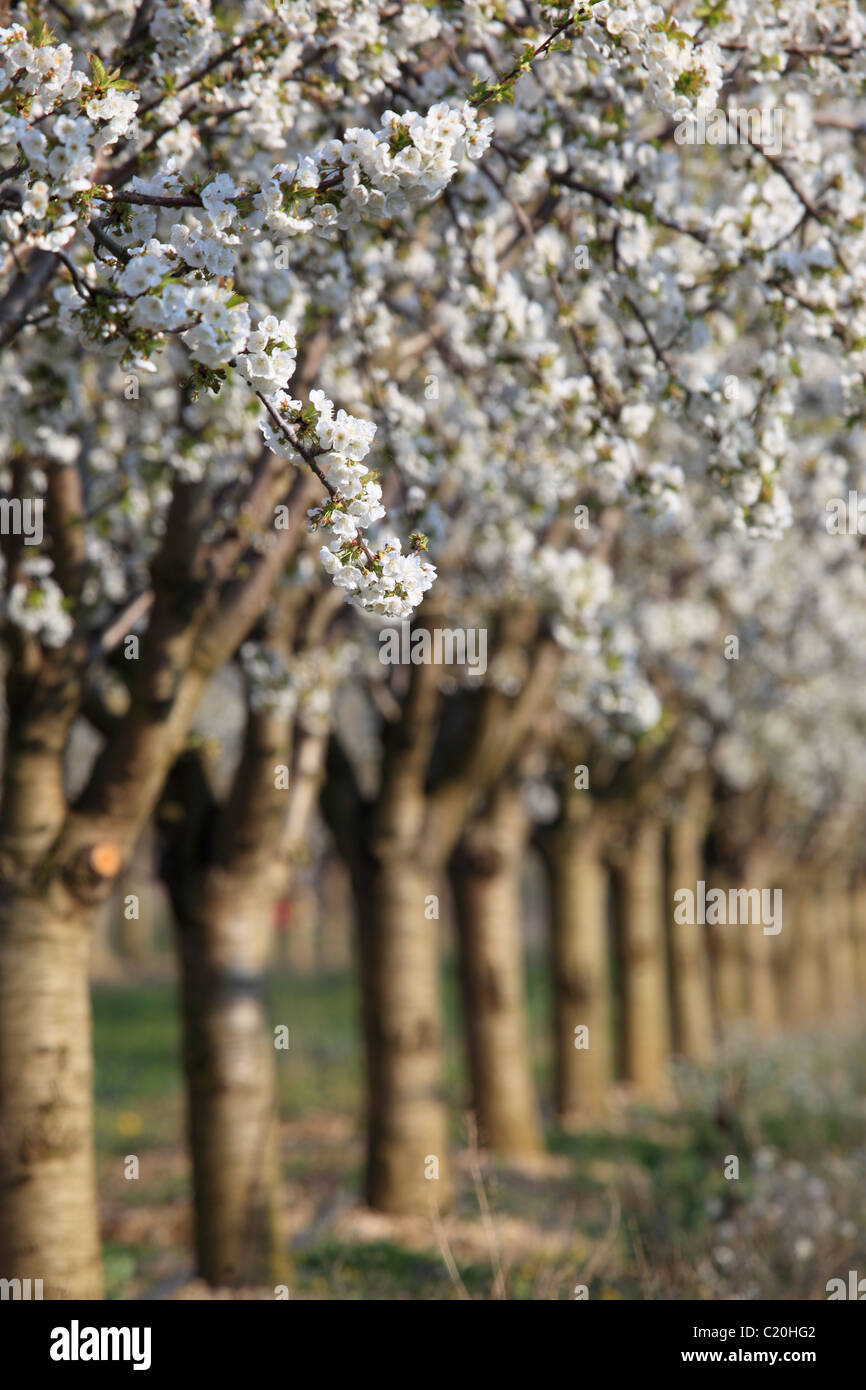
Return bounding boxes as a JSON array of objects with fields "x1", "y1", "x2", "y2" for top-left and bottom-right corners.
[{"x1": 93, "y1": 965, "x2": 866, "y2": 1300}]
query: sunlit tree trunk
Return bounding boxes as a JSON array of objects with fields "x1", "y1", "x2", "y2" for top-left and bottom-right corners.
[
  {"x1": 823, "y1": 871, "x2": 857, "y2": 1019},
  {"x1": 1, "y1": 456, "x2": 316, "y2": 1298},
  {"x1": 666, "y1": 777, "x2": 714, "y2": 1064},
  {"x1": 780, "y1": 876, "x2": 819, "y2": 1025},
  {"x1": 356, "y1": 842, "x2": 452, "y2": 1211},
  {"x1": 326, "y1": 615, "x2": 559, "y2": 1214},
  {"x1": 0, "y1": 644, "x2": 104, "y2": 1299},
  {"x1": 159, "y1": 713, "x2": 310, "y2": 1287},
  {"x1": 451, "y1": 783, "x2": 543, "y2": 1156},
  {"x1": 0, "y1": 889, "x2": 103, "y2": 1299},
  {"x1": 708, "y1": 871, "x2": 745, "y2": 1035},
  {"x1": 740, "y1": 850, "x2": 779, "y2": 1039},
  {"x1": 175, "y1": 880, "x2": 285, "y2": 1287},
  {"x1": 807, "y1": 878, "x2": 832, "y2": 1019},
  {"x1": 851, "y1": 873, "x2": 866, "y2": 997},
  {"x1": 617, "y1": 818, "x2": 670, "y2": 1095},
  {"x1": 546, "y1": 803, "x2": 613, "y2": 1123}
]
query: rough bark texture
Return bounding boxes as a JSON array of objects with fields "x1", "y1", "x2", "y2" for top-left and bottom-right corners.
[
  {"x1": 157, "y1": 710, "x2": 321, "y2": 1288},
  {"x1": 357, "y1": 847, "x2": 451, "y2": 1212},
  {"x1": 547, "y1": 807, "x2": 613, "y2": 1124},
  {"x1": 0, "y1": 890, "x2": 102, "y2": 1299},
  {"x1": 1, "y1": 435, "x2": 317, "y2": 1297},
  {"x1": 618, "y1": 819, "x2": 670, "y2": 1094},
  {"x1": 175, "y1": 877, "x2": 286, "y2": 1288},
  {"x1": 326, "y1": 611, "x2": 560, "y2": 1214},
  {"x1": 451, "y1": 784, "x2": 542, "y2": 1156},
  {"x1": 666, "y1": 779, "x2": 714, "y2": 1063}
]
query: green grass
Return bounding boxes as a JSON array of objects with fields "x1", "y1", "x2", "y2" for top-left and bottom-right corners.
[
  {"x1": 93, "y1": 978, "x2": 183, "y2": 1152},
  {"x1": 91, "y1": 964, "x2": 866, "y2": 1300}
]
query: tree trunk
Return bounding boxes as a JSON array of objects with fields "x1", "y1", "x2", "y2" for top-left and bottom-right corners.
[
  {"x1": 547, "y1": 808, "x2": 613, "y2": 1124},
  {"x1": 741, "y1": 852, "x2": 779, "y2": 1039},
  {"x1": 666, "y1": 779, "x2": 714, "y2": 1064},
  {"x1": 708, "y1": 872, "x2": 745, "y2": 1035},
  {"x1": 174, "y1": 875, "x2": 286, "y2": 1287},
  {"x1": 617, "y1": 819, "x2": 670, "y2": 1095},
  {"x1": 0, "y1": 890, "x2": 102, "y2": 1299},
  {"x1": 356, "y1": 847, "x2": 452, "y2": 1213},
  {"x1": 158, "y1": 723, "x2": 296, "y2": 1290},
  {"x1": 451, "y1": 785, "x2": 542, "y2": 1156},
  {"x1": 824, "y1": 874, "x2": 857, "y2": 1019},
  {"x1": 324, "y1": 618, "x2": 559, "y2": 1215},
  {"x1": 778, "y1": 878, "x2": 811, "y2": 1023},
  {"x1": 851, "y1": 874, "x2": 866, "y2": 998}
]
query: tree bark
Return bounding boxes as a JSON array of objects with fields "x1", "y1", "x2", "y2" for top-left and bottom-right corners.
[
  {"x1": 546, "y1": 806, "x2": 613, "y2": 1124},
  {"x1": 783, "y1": 876, "x2": 821, "y2": 1024},
  {"x1": 174, "y1": 875, "x2": 286, "y2": 1288},
  {"x1": 355, "y1": 844, "x2": 451, "y2": 1212},
  {"x1": 326, "y1": 613, "x2": 560, "y2": 1214},
  {"x1": 0, "y1": 890, "x2": 102, "y2": 1299},
  {"x1": 740, "y1": 851, "x2": 779, "y2": 1039},
  {"x1": 824, "y1": 873, "x2": 857, "y2": 1019},
  {"x1": 851, "y1": 874, "x2": 866, "y2": 998},
  {"x1": 617, "y1": 819, "x2": 670, "y2": 1095},
  {"x1": 157, "y1": 709, "x2": 310, "y2": 1288},
  {"x1": 451, "y1": 784, "x2": 543, "y2": 1156},
  {"x1": 708, "y1": 872, "x2": 745, "y2": 1035},
  {"x1": 666, "y1": 778, "x2": 714, "y2": 1064}
]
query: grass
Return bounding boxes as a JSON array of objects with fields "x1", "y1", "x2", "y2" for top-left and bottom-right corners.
[{"x1": 92, "y1": 961, "x2": 866, "y2": 1300}]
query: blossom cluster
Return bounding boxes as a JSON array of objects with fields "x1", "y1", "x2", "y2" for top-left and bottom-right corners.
[
  {"x1": 548, "y1": 1, "x2": 724, "y2": 115},
  {"x1": 256, "y1": 104, "x2": 494, "y2": 237},
  {"x1": 259, "y1": 386, "x2": 436, "y2": 619},
  {"x1": 0, "y1": 24, "x2": 138, "y2": 252},
  {"x1": 0, "y1": 17, "x2": 498, "y2": 614}
]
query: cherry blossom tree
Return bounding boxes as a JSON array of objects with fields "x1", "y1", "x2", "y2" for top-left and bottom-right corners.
[{"x1": 1, "y1": 0, "x2": 864, "y2": 1295}]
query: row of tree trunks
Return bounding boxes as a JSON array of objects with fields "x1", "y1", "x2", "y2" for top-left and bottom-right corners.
[
  {"x1": 11, "y1": 753, "x2": 860, "y2": 1295},
  {"x1": 539, "y1": 812, "x2": 866, "y2": 1130}
]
